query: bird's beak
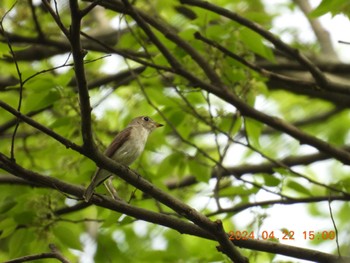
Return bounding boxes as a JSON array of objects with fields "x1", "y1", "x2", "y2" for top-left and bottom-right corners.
[{"x1": 155, "y1": 122, "x2": 164, "y2": 128}]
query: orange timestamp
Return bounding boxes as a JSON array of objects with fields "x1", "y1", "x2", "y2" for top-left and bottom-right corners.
[{"x1": 228, "y1": 230, "x2": 336, "y2": 241}]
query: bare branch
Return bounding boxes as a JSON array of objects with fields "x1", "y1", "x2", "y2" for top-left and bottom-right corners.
[
  {"x1": 206, "y1": 195, "x2": 350, "y2": 216},
  {"x1": 68, "y1": 0, "x2": 95, "y2": 152},
  {"x1": 4, "y1": 244, "x2": 70, "y2": 263},
  {"x1": 41, "y1": 0, "x2": 70, "y2": 37},
  {"x1": 80, "y1": 0, "x2": 103, "y2": 17},
  {"x1": 28, "y1": 0, "x2": 44, "y2": 38},
  {"x1": 328, "y1": 197, "x2": 341, "y2": 258}
]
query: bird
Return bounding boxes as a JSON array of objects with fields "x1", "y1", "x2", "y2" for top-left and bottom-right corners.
[{"x1": 83, "y1": 116, "x2": 163, "y2": 202}]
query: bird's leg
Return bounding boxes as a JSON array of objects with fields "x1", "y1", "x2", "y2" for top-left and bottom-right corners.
[{"x1": 104, "y1": 176, "x2": 122, "y2": 200}]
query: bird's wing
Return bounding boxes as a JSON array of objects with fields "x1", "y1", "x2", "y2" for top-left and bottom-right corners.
[
  {"x1": 104, "y1": 126, "x2": 132, "y2": 157},
  {"x1": 83, "y1": 127, "x2": 133, "y2": 201}
]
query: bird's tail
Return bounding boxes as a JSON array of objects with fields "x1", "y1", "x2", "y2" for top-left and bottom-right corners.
[
  {"x1": 83, "y1": 182, "x2": 95, "y2": 202},
  {"x1": 83, "y1": 169, "x2": 111, "y2": 202}
]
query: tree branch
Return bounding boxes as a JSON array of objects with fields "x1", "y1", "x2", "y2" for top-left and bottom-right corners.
[
  {"x1": 293, "y1": 0, "x2": 339, "y2": 61},
  {"x1": 0, "y1": 175, "x2": 44, "y2": 187},
  {"x1": 166, "y1": 146, "x2": 350, "y2": 189},
  {"x1": 41, "y1": 0, "x2": 70, "y2": 38},
  {"x1": 0, "y1": 107, "x2": 50, "y2": 134},
  {"x1": 0, "y1": 100, "x2": 83, "y2": 154},
  {"x1": 206, "y1": 195, "x2": 350, "y2": 216},
  {"x1": 93, "y1": 0, "x2": 350, "y2": 165},
  {"x1": 0, "y1": 152, "x2": 347, "y2": 263},
  {"x1": 4, "y1": 244, "x2": 70, "y2": 263},
  {"x1": 1, "y1": 100, "x2": 247, "y2": 261},
  {"x1": 68, "y1": 0, "x2": 95, "y2": 152},
  {"x1": 180, "y1": 0, "x2": 331, "y2": 91},
  {"x1": 194, "y1": 31, "x2": 350, "y2": 99}
]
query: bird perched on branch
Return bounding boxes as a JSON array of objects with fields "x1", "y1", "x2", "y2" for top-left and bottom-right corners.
[{"x1": 83, "y1": 116, "x2": 163, "y2": 202}]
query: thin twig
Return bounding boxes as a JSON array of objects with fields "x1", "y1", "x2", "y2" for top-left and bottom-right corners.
[
  {"x1": 0, "y1": 1, "x2": 25, "y2": 162},
  {"x1": 4, "y1": 244, "x2": 70, "y2": 263},
  {"x1": 42, "y1": 0, "x2": 70, "y2": 37},
  {"x1": 206, "y1": 195, "x2": 350, "y2": 217},
  {"x1": 328, "y1": 195, "x2": 341, "y2": 259}
]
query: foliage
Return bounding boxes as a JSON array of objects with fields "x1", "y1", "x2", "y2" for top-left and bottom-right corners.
[{"x1": 0, "y1": 0, "x2": 350, "y2": 262}]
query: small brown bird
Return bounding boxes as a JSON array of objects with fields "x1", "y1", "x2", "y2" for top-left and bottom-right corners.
[{"x1": 83, "y1": 116, "x2": 163, "y2": 202}]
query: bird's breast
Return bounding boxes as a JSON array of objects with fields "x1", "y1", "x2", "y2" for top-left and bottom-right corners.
[{"x1": 111, "y1": 126, "x2": 150, "y2": 166}]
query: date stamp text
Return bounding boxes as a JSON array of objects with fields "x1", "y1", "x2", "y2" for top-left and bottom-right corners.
[{"x1": 228, "y1": 230, "x2": 336, "y2": 241}]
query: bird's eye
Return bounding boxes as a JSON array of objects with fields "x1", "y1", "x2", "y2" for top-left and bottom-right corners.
[{"x1": 143, "y1": 116, "x2": 149, "y2": 121}]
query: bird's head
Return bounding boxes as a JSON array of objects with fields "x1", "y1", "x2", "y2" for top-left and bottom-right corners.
[{"x1": 129, "y1": 116, "x2": 164, "y2": 132}]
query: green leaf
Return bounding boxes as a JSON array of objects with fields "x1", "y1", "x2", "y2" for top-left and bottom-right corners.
[
  {"x1": 218, "y1": 115, "x2": 242, "y2": 136},
  {"x1": 102, "y1": 210, "x2": 123, "y2": 227},
  {"x1": 158, "y1": 152, "x2": 184, "y2": 176},
  {"x1": 205, "y1": 24, "x2": 228, "y2": 39},
  {"x1": 231, "y1": 115, "x2": 243, "y2": 136},
  {"x1": 244, "y1": 117, "x2": 263, "y2": 148},
  {"x1": 53, "y1": 224, "x2": 81, "y2": 250},
  {"x1": 95, "y1": 232, "x2": 123, "y2": 262},
  {"x1": 0, "y1": 197, "x2": 17, "y2": 214},
  {"x1": 49, "y1": 116, "x2": 74, "y2": 129},
  {"x1": 3, "y1": 0, "x2": 17, "y2": 10},
  {"x1": 25, "y1": 87, "x2": 60, "y2": 112},
  {"x1": 9, "y1": 228, "x2": 31, "y2": 258},
  {"x1": 165, "y1": 108, "x2": 193, "y2": 139},
  {"x1": 0, "y1": 217, "x2": 17, "y2": 239},
  {"x1": 13, "y1": 211, "x2": 36, "y2": 225},
  {"x1": 118, "y1": 215, "x2": 135, "y2": 225},
  {"x1": 261, "y1": 174, "x2": 281, "y2": 187},
  {"x1": 286, "y1": 180, "x2": 312, "y2": 196},
  {"x1": 219, "y1": 185, "x2": 258, "y2": 197},
  {"x1": 22, "y1": 76, "x2": 61, "y2": 112},
  {"x1": 309, "y1": 0, "x2": 350, "y2": 17},
  {"x1": 188, "y1": 159, "x2": 211, "y2": 183},
  {"x1": 337, "y1": 177, "x2": 350, "y2": 192},
  {"x1": 240, "y1": 27, "x2": 275, "y2": 61}
]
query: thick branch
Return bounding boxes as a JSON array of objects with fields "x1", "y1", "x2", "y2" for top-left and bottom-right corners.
[
  {"x1": 0, "y1": 175, "x2": 44, "y2": 187},
  {"x1": 68, "y1": 0, "x2": 95, "y2": 152},
  {"x1": 1, "y1": 100, "x2": 245, "y2": 261},
  {"x1": 0, "y1": 30, "x2": 137, "y2": 61},
  {"x1": 113, "y1": 2, "x2": 246, "y2": 260},
  {"x1": 267, "y1": 78, "x2": 350, "y2": 106},
  {"x1": 0, "y1": 153, "x2": 347, "y2": 263}
]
